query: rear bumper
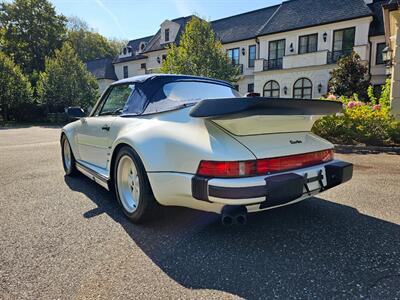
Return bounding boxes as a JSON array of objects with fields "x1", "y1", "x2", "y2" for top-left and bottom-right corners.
[{"x1": 192, "y1": 160, "x2": 353, "y2": 208}]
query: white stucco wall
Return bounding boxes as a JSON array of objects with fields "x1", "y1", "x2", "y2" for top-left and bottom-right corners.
[
  {"x1": 97, "y1": 79, "x2": 115, "y2": 94},
  {"x1": 257, "y1": 17, "x2": 372, "y2": 61},
  {"x1": 254, "y1": 66, "x2": 332, "y2": 99},
  {"x1": 369, "y1": 35, "x2": 388, "y2": 85}
]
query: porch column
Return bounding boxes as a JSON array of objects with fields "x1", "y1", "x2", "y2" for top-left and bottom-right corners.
[{"x1": 390, "y1": 11, "x2": 400, "y2": 119}]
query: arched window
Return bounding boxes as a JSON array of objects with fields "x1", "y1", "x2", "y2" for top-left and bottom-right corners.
[
  {"x1": 293, "y1": 78, "x2": 313, "y2": 99},
  {"x1": 263, "y1": 80, "x2": 280, "y2": 98}
]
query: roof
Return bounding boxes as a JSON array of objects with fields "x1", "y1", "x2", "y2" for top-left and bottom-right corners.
[
  {"x1": 369, "y1": 0, "x2": 390, "y2": 36},
  {"x1": 210, "y1": 5, "x2": 279, "y2": 43},
  {"x1": 143, "y1": 16, "x2": 194, "y2": 52},
  {"x1": 113, "y1": 35, "x2": 153, "y2": 63},
  {"x1": 111, "y1": 73, "x2": 231, "y2": 86},
  {"x1": 111, "y1": 0, "x2": 387, "y2": 66},
  {"x1": 258, "y1": 0, "x2": 372, "y2": 36},
  {"x1": 85, "y1": 58, "x2": 117, "y2": 80}
]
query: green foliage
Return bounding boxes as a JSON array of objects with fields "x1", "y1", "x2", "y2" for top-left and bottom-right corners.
[
  {"x1": 160, "y1": 16, "x2": 239, "y2": 82},
  {"x1": 379, "y1": 79, "x2": 391, "y2": 107},
  {"x1": 0, "y1": 0, "x2": 67, "y2": 77},
  {"x1": 313, "y1": 102, "x2": 399, "y2": 146},
  {"x1": 0, "y1": 51, "x2": 33, "y2": 121},
  {"x1": 367, "y1": 85, "x2": 377, "y2": 105},
  {"x1": 37, "y1": 43, "x2": 99, "y2": 113},
  {"x1": 66, "y1": 16, "x2": 120, "y2": 62},
  {"x1": 329, "y1": 52, "x2": 370, "y2": 100}
]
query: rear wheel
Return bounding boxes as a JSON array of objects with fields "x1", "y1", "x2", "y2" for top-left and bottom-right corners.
[
  {"x1": 61, "y1": 135, "x2": 77, "y2": 176},
  {"x1": 114, "y1": 146, "x2": 157, "y2": 223}
]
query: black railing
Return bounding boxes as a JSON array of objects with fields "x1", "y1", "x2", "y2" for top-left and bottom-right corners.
[
  {"x1": 263, "y1": 58, "x2": 283, "y2": 71},
  {"x1": 233, "y1": 64, "x2": 243, "y2": 75},
  {"x1": 327, "y1": 50, "x2": 352, "y2": 64}
]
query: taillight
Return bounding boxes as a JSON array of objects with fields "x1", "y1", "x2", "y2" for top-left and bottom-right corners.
[
  {"x1": 197, "y1": 160, "x2": 257, "y2": 177},
  {"x1": 196, "y1": 150, "x2": 333, "y2": 178},
  {"x1": 257, "y1": 149, "x2": 333, "y2": 174}
]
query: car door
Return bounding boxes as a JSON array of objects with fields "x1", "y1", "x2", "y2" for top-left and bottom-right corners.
[{"x1": 76, "y1": 84, "x2": 134, "y2": 169}]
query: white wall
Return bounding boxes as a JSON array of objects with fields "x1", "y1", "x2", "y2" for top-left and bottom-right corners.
[
  {"x1": 370, "y1": 35, "x2": 387, "y2": 85},
  {"x1": 254, "y1": 66, "x2": 332, "y2": 99},
  {"x1": 258, "y1": 17, "x2": 372, "y2": 61}
]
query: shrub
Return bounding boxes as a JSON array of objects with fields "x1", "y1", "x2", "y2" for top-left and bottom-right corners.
[
  {"x1": 313, "y1": 100, "x2": 398, "y2": 146},
  {"x1": 0, "y1": 51, "x2": 33, "y2": 122}
]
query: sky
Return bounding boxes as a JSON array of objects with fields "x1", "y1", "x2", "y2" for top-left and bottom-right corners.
[{"x1": 50, "y1": 0, "x2": 282, "y2": 41}]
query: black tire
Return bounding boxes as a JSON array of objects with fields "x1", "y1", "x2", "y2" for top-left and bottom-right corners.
[
  {"x1": 61, "y1": 135, "x2": 78, "y2": 176},
  {"x1": 113, "y1": 146, "x2": 158, "y2": 223}
]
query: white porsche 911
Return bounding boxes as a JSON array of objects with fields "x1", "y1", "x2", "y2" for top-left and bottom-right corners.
[{"x1": 61, "y1": 74, "x2": 353, "y2": 225}]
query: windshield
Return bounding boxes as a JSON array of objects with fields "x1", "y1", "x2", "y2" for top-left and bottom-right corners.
[{"x1": 143, "y1": 81, "x2": 241, "y2": 114}]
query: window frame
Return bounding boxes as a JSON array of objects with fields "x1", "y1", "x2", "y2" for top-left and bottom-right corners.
[
  {"x1": 247, "y1": 83, "x2": 254, "y2": 93},
  {"x1": 263, "y1": 80, "x2": 280, "y2": 98},
  {"x1": 298, "y1": 33, "x2": 318, "y2": 54},
  {"x1": 123, "y1": 66, "x2": 128, "y2": 78},
  {"x1": 248, "y1": 45, "x2": 256, "y2": 68},
  {"x1": 227, "y1": 48, "x2": 240, "y2": 65},
  {"x1": 293, "y1": 78, "x2": 313, "y2": 99},
  {"x1": 376, "y1": 43, "x2": 386, "y2": 65},
  {"x1": 332, "y1": 27, "x2": 355, "y2": 53},
  {"x1": 165, "y1": 28, "x2": 170, "y2": 42},
  {"x1": 95, "y1": 84, "x2": 134, "y2": 116}
]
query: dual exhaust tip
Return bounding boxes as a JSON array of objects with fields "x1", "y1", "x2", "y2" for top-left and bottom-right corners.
[{"x1": 221, "y1": 206, "x2": 247, "y2": 226}]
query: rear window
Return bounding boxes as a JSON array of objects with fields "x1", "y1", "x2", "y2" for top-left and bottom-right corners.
[{"x1": 144, "y1": 81, "x2": 241, "y2": 114}]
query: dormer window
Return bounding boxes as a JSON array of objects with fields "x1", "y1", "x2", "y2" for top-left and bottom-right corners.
[
  {"x1": 165, "y1": 29, "x2": 170, "y2": 42},
  {"x1": 140, "y1": 43, "x2": 145, "y2": 51}
]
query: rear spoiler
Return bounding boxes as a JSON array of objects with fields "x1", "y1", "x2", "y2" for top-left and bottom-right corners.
[{"x1": 189, "y1": 98, "x2": 342, "y2": 118}]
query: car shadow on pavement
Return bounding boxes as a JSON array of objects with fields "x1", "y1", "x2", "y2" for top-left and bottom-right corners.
[{"x1": 65, "y1": 174, "x2": 400, "y2": 299}]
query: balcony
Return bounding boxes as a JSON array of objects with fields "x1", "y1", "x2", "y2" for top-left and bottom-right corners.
[
  {"x1": 327, "y1": 50, "x2": 353, "y2": 64},
  {"x1": 232, "y1": 64, "x2": 243, "y2": 75},
  {"x1": 254, "y1": 45, "x2": 369, "y2": 72},
  {"x1": 326, "y1": 46, "x2": 368, "y2": 64},
  {"x1": 263, "y1": 58, "x2": 283, "y2": 71}
]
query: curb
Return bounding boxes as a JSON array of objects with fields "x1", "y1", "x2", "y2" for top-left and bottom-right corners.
[{"x1": 334, "y1": 144, "x2": 400, "y2": 155}]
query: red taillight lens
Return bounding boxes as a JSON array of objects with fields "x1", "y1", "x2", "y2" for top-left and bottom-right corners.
[
  {"x1": 197, "y1": 150, "x2": 333, "y2": 178},
  {"x1": 257, "y1": 149, "x2": 334, "y2": 174},
  {"x1": 197, "y1": 160, "x2": 257, "y2": 177}
]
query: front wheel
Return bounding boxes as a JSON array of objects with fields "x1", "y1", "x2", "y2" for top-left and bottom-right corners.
[
  {"x1": 113, "y1": 147, "x2": 157, "y2": 223},
  {"x1": 61, "y1": 135, "x2": 77, "y2": 176}
]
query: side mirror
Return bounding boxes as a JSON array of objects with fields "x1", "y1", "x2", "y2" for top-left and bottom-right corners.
[{"x1": 66, "y1": 107, "x2": 86, "y2": 119}]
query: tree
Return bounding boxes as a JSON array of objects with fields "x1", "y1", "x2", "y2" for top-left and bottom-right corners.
[
  {"x1": 160, "y1": 16, "x2": 239, "y2": 82},
  {"x1": 66, "y1": 16, "x2": 120, "y2": 62},
  {"x1": 0, "y1": 52, "x2": 33, "y2": 121},
  {"x1": 37, "y1": 43, "x2": 99, "y2": 113},
  {"x1": 0, "y1": 0, "x2": 67, "y2": 78},
  {"x1": 329, "y1": 52, "x2": 370, "y2": 100}
]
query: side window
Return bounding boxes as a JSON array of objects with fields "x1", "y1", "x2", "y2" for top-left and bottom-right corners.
[{"x1": 99, "y1": 84, "x2": 134, "y2": 116}]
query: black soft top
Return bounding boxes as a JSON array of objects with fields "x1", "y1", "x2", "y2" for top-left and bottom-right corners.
[{"x1": 113, "y1": 74, "x2": 235, "y2": 116}]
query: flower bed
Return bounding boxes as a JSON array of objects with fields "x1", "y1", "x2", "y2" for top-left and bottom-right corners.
[{"x1": 312, "y1": 89, "x2": 400, "y2": 146}]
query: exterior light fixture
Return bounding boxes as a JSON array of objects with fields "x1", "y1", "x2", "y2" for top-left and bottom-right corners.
[
  {"x1": 289, "y1": 43, "x2": 294, "y2": 53},
  {"x1": 283, "y1": 86, "x2": 288, "y2": 95},
  {"x1": 382, "y1": 46, "x2": 392, "y2": 66},
  {"x1": 242, "y1": 47, "x2": 246, "y2": 55},
  {"x1": 318, "y1": 83, "x2": 323, "y2": 93},
  {"x1": 157, "y1": 57, "x2": 161, "y2": 64},
  {"x1": 323, "y1": 32, "x2": 327, "y2": 42}
]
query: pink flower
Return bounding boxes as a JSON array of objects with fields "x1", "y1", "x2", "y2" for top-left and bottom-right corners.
[
  {"x1": 347, "y1": 101, "x2": 364, "y2": 109},
  {"x1": 327, "y1": 94, "x2": 337, "y2": 101},
  {"x1": 373, "y1": 104, "x2": 381, "y2": 110}
]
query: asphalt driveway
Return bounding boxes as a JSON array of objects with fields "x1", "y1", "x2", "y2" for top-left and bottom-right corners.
[{"x1": 0, "y1": 126, "x2": 399, "y2": 299}]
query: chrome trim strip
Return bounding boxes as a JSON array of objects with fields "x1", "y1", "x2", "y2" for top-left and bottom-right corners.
[{"x1": 76, "y1": 162, "x2": 110, "y2": 191}]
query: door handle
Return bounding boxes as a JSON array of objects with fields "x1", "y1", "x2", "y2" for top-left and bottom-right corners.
[{"x1": 101, "y1": 125, "x2": 110, "y2": 131}]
